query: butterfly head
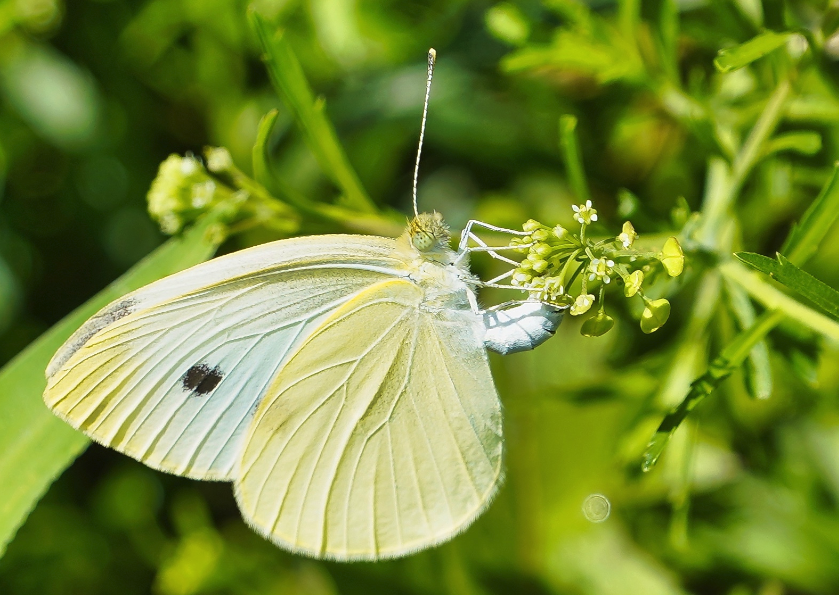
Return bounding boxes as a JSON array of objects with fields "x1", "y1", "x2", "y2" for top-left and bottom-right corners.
[{"x1": 408, "y1": 212, "x2": 451, "y2": 254}]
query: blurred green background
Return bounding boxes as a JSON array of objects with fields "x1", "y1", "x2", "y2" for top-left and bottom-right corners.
[{"x1": 2, "y1": 0, "x2": 839, "y2": 594}]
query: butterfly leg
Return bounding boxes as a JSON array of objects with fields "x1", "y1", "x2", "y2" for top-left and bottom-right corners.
[{"x1": 455, "y1": 220, "x2": 533, "y2": 268}]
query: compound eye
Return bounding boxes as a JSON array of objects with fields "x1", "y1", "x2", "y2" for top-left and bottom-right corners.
[{"x1": 412, "y1": 231, "x2": 435, "y2": 252}]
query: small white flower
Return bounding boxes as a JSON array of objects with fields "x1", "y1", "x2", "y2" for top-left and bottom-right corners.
[
  {"x1": 191, "y1": 180, "x2": 217, "y2": 208},
  {"x1": 206, "y1": 147, "x2": 233, "y2": 173},
  {"x1": 570, "y1": 293, "x2": 595, "y2": 316},
  {"x1": 572, "y1": 200, "x2": 598, "y2": 224},
  {"x1": 544, "y1": 277, "x2": 565, "y2": 300},
  {"x1": 180, "y1": 156, "x2": 199, "y2": 176},
  {"x1": 617, "y1": 221, "x2": 638, "y2": 248},
  {"x1": 588, "y1": 258, "x2": 614, "y2": 284}
]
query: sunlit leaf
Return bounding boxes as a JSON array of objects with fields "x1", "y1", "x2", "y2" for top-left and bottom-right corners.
[
  {"x1": 714, "y1": 30, "x2": 794, "y2": 73},
  {"x1": 735, "y1": 252, "x2": 839, "y2": 321},
  {"x1": 764, "y1": 131, "x2": 822, "y2": 156},
  {"x1": 781, "y1": 163, "x2": 839, "y2": 265}
]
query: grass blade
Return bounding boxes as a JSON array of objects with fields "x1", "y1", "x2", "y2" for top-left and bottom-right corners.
[{"x1": 249, "y1": 10, "x2": 376, "y2": 213}]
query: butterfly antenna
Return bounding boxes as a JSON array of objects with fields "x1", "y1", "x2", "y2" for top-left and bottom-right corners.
[{"x1": 412, "y1": 48, "x2": 436, "y2": 218}]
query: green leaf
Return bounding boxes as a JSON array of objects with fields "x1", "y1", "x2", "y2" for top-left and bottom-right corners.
[
  {"x1": 558, "y1": 115, "x2": 591, "y2": 203},
  {"x1": 501, "y1": 29, "x2": 644, "y2": 83},
  {"x1": 735, "y1": 252, "x2": 839, "y2": 321},
  {"x1": 0, "y1": 211, "x2": 227, "y2": 556},
  {"x1": 249, "y1": 10, "x2": 376, "y2": 213},
  {"x1": 252, "y1": 109, "x2": 280, "y2": 191},
  {"x1": 714, "y1": 30, "x2": 793, "y2": 73},
  {"x1": 781, "y1": 163, "x2": 839, "y2": 265},
  {"x1": 764, "y1": 131, "x2": 822, "y2": 156}
]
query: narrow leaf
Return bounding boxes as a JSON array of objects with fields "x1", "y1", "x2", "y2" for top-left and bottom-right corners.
[
  {"x1": 0, "y1": 211, "x2": 227, "y2": 556},
  {"x1": 249, "y1": 11, "x2": 375, "y2": 213},
  {"x1": 252, "y1": 109, "x2": 280, "y2": 190},
  {"x1": 558, "y1": 115, "x2": 591, "y2": 203},
  {"x1": 764, "y1": 131, "x2": 822, "y2": 156},
  {"x1": 781, "y1": 163, "x2": 839, "y2": 265},
  {"x1": 735, "y1": 252, "x2": 839, "y2": 321},
  {"x1": 714, "y1": 30, "x2": 793, "y2": 73}
]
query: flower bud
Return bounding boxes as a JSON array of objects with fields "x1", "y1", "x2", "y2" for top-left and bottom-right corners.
[
  {"x1": 533, "y1": 243, "x2": 553, "y2": 257},
  {"x1": 531, "y1": 259, "x2": 549, "y2": 274},
  {"x1": 617, "y1": 221, "x2": 638, "y2": 248},
  {"x1": 624, "y1": 270, "x2": 644, "y2": 297},
  {"x1": 532, "y1": 229, "x2": 550, "y2": 242},
  {"x1": 147, "y1": 154, "x2": 216, "y2": 235},
  {"x1": 206, "y1": 146, "x2": 234, "y2": 173},
  {"x1": 570, "y1": 293, "x2": 595, "y2": 316},
  {"x1": 512, "y1": 271, "x2": 533, "y2": 285}
]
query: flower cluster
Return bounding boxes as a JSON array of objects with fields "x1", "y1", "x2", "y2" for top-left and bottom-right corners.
[
  {"x1": 509, "y1": 200, "x2": 684, "y2": 336},
  {"x1": 146, "y1": 154, "x2": 227, "y2": 234}
]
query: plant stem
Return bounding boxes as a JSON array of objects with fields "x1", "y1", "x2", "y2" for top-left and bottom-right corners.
[
  {"x1": 642, "y1": 309, "x2": 785, "y2": 471},
  {"x1": 697, "y1": 79, "x2": 792, "y2": 249}
]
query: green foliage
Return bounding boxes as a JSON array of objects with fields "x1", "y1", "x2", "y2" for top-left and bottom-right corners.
[
  {"x1": 2, "y1": 0, "x2": 839, "y2": 594},
  {"x1": 714, "y1": 30, "x2": 795, "y2": 73},
  {"x1": 736, "y1": 252, "x2": 839, "y2": 320},
  {"x1": 249, "y1": 11, "x2": 376, "y2": 214}
]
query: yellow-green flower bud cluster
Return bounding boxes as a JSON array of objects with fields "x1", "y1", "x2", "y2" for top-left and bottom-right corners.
[
  {"x1": 147, "y1": 154, "x2": 227, "y2": 235},
  {"x1": 507, "y1": 200, "x2": 686, "y2": 337},
  {"x1": 509, "y1": 220, "x2": 575, "y2": 289}
]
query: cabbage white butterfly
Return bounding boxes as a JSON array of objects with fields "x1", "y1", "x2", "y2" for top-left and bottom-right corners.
[{"x1": 43, "y1": 50, "x2": 564, "y2": 560}]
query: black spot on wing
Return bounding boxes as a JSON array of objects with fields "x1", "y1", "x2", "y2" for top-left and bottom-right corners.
[{"x1": 182, "y1": 363, "x2": 224, "y2": 396}]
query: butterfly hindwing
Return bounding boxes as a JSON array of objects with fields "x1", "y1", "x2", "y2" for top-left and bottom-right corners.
[
  {"x1": 44, "y1": 236, "x2": 404, "y2": 480},
  {"x1": 235, "y1": 278, "x2": 503, "y2": 560}
]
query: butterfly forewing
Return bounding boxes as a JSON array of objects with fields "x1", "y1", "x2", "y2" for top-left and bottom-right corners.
[
  {"x1": 44, "y1": 236, "x2": 405, "y2": 480},
  {"x1": 235, "y1": 278, "x2": 503, "y2": 560}
]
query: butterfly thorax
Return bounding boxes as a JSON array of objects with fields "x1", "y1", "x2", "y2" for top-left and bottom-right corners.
[{"x1": 396, "y1": 212, "x2": 477, "y2": 311}]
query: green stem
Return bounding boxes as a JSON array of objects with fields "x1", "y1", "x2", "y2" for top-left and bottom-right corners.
[
  {"x1": 643, "y1": 77, "x2": 794, "y2": 471},
  {"x1": 697, "y1": 79, "x2": 792, "y2": 248},
  {"x1": 642, "y1": 309, "x2": 785, "y2": 471}
]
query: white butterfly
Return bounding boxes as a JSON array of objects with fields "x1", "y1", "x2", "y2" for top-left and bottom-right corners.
[{"x1": 42, "y1": 49, "x2": 565, "y2": 561}]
